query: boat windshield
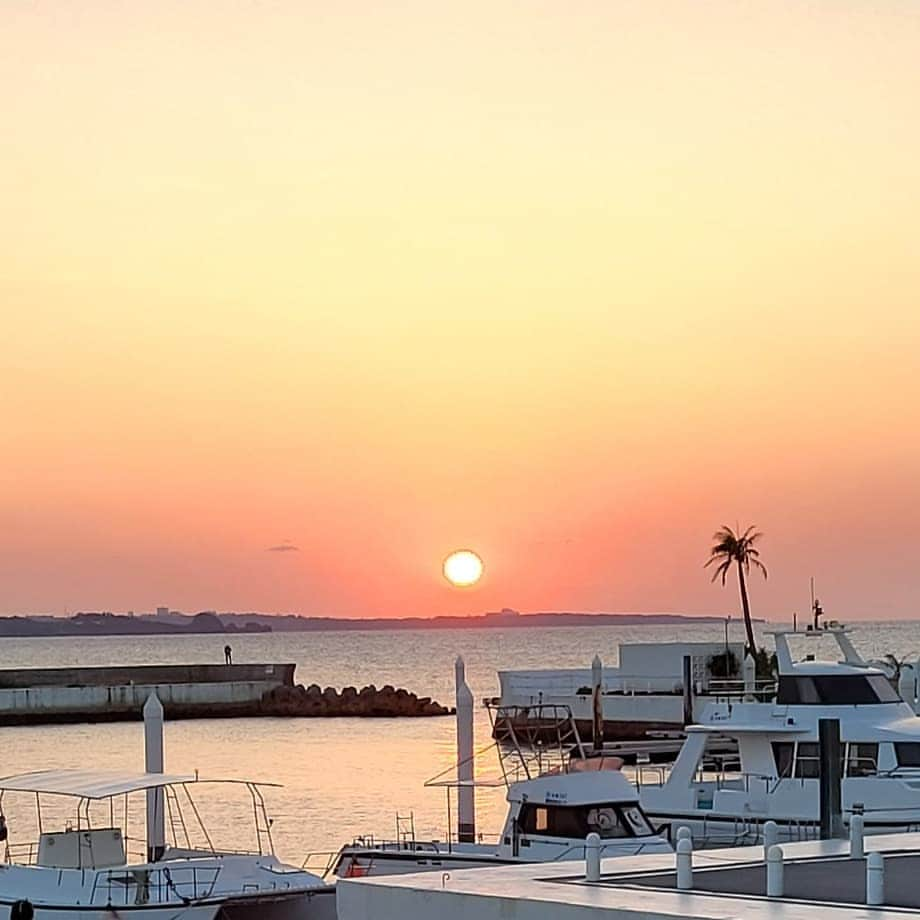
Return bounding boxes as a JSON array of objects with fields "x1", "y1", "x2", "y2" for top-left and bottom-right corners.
[
  {"x1": 777, "y1": 674, "x2": 900, "y2": 705},
  {"x1": 517, "y1": 802, "x2": 655, "y2": 839}
]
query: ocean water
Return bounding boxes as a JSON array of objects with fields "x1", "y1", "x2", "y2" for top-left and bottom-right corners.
[{"x1": 0, "y1": 619, "x2": 917, "y2": 863}]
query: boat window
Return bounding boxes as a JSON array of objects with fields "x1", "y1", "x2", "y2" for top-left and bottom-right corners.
[
  {"x1": 617, "y1": 805, "x2": 653, "y2": 837},
  {"x1": 794, "y1": 743, "x2": 820, "y2": 779},
  {"x1": 518, "y1": 803, "x2": 654, "y2": 839},
  {"x1": 772, "y1": 742, "x2": 795, "y2": 778},
  {"x1": 895, "y1": 743, "x2": 920, "y2": 768},
  {"x1": 535, "y1": 807, "x2": 548, "y2": 832},
  {"x1": 777, "y1": 674, "x2": 901, "y2": 705},
  {"x1": 846, "y1": 743, "x2": 878, "y2": 777}
]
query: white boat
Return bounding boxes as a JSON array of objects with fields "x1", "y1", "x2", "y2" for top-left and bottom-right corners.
[
  {"x1": 493, "y1": 640, "x2": 747, "y2": 741},
  {"x1": 0, "y1": 769, "x2": 336, "y2": 920},
  {"x1": 640, "y1": 626, "x2": 920, "y2": 845},
  {"x1": 330, "y1": 708, "x2": 672, "y2": 878}
]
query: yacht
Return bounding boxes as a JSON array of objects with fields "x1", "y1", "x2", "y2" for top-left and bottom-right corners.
[
  {"x1": 0, "y1": 769, "x2": 336, "y2": 920},
  {"x1": 330, "y1": 709, "x2": 672, "y2": 878},
  {"x1": 640, "y1": 626, "x2": 920, "y2": 845}
]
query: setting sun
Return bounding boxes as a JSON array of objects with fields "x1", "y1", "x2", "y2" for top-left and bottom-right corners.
[{"x1": 443, "y1": 550, "x2": 484, "y2": 588}]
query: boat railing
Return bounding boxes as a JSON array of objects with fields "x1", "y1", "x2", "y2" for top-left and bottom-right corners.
[
  {"x1": 543, "y1": 838, "x2": 666, "y2": 862},
  {"x1": 706, "y1": 679, "x2": 777, "y2": 702},
  {"x1": 90, "y1": 863, "x2": 221, "y2": 906},
  {"x1": 3, "y1": 841, "x2": 38, "y2": 865},
  {"x1": 340, "y1": 831, "x2": 503, "y2": 853},
  {"x1": 301, "y1": 850, "x2": 341, "y2": 878},
  {"x1": 689, "y1": 815, "x2": 821, "y2": 848}
]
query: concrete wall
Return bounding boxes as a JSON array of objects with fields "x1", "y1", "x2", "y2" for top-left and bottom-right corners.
[
  {"x1": 0, "y1": 663, "x2": 295, "y2": 689},
  {"x1": 0, "y1": 664, "x2": 295, "y2": 725}
]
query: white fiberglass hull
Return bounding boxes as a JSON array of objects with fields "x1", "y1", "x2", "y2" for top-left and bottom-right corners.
[
  {"x1": 336, "y1": 838, "x2": 672, "y2": 878},
  {"x1": 646, "y1": 811, "x2": 920, "y2": 848},
  {"x1": 0, "y1": 887, "x2": 337, "y2": 920}
]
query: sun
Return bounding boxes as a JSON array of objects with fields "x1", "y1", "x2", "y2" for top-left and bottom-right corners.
[{"x1": 443, "y1": 550, "x2": 484, "y2": 587}]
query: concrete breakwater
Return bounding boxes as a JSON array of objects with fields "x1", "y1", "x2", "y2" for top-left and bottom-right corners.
[
  {"x1": 0, "y1": 664, "x2": 451, "y2": 725},
  {"x1": 261, "y1": 682, "x2": 453, "y2": 717}
]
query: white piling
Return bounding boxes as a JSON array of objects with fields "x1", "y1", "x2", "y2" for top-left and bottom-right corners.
[
  {"x1": 585, "y1": 832, "x2": 601, "y2": 882},
  {"x1": 766, "y1": 845, "x2": 784, "y2": 897},
  {"x1": 455, "y1": 656, "x2": 476, "y2": 843},
  {"x1": 143, "y1": 693, "x2": 166, "y2": 862},
  {"x1": 850, "y1": 812, "x2": 865, "y2": 859},
  {"x1": 866, "y1": 851, "x2": 885, "y2": 905},
  {"x1": 676, "y1": 838, "x2": 693, "y2": 890},
  {"x1": 676, "y1": 825, "x2": 692, "y2": 845},
  {"x1": 743, "y1": 653, "x2": 756, "y2": 701},
  {"x1": 592, "y1": 654, "x2": 604, "y2": 751},
  {"x1": 763, "y1": 820, "x2": 779, "y2": 860}
]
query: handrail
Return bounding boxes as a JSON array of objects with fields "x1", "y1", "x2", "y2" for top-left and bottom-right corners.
[{"x1": 90, "y1": 863, "x2": 222, "y2": 906}]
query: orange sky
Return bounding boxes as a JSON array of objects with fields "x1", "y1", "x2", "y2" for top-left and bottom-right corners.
[{"x1": 2, "y1": 1, "x2": 919, "y2": 619}]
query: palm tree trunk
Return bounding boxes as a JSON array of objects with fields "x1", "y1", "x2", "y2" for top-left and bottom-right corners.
[{"x1": 736, "y1": 559, "x2": 758, "y2": 655}]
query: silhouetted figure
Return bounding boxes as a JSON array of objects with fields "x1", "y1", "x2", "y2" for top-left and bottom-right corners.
[
  {"x1": 224, "y1": 645, "x2": 232, "y2": 665},
  {"x1": 813, "y1": 598, "x2": 825, "y2": 631}
]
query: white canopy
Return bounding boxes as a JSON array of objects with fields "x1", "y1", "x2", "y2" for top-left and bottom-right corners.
[{"x1": 0, "y1": 769, "x2": 198, "y2": 799}]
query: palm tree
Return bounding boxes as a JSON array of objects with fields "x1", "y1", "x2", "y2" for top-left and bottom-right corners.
[{"x1": 705, "y1": 525, "x2": 767, "y2": 655}]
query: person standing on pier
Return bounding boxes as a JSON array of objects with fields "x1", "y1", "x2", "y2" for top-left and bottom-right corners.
[{"x1": 224, "y1": 645, "x2": 232, "y2": 665}]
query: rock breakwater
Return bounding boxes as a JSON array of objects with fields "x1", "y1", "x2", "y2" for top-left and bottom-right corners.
[{"x1": 261, "y1": 682, "x2": 453, "y2": 717}]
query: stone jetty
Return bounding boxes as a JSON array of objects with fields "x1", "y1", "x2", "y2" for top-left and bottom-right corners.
[
  {"x1": 0, "y1": 664, "x2": 451, "y2": 725},
  {"x1": 260, "y1": 682, "x2": 453, "y2": 717}
]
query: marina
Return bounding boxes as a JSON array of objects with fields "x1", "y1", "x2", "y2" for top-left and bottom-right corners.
[{"x1": 7, "y1": 1, "x2": 916, "y2": 916}]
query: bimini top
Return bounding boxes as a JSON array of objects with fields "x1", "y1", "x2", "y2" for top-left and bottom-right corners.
[{"x1": 0, "y1": 769, "x2": 199, "y2": 799}]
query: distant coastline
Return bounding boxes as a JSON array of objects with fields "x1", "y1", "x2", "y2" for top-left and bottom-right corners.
[{"x1": 0, "y1": 608, "x2": 744, "y2": 638}]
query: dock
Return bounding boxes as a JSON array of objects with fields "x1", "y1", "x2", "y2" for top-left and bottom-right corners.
[{"x1": 338, "y1": 832, "x2": 920, "y2": 919}]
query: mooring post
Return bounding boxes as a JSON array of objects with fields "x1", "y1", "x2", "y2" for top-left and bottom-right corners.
[
  {"x1": 455, "y1": 656, "x2": 475, "y2": 843},
  {"x1": 676, "y1": 837, "x2": 693, "y2": 890},
  {"x1": 819, "y1": 718, "x2": 844, "y2": 839},
  {"x1": 866, "y1": 851, "x2": 885, "y2": 906},
  {"x1": 766, "y1": 845, "x2": 784, "y2": 897},
  {"x1": 682, "y1": 656, "x2": 693, "y2": 726},
  {"x1": 585, "y1": 832, "x2": 601, "y2": 882},
  {"x1": 763, "y1": 820, "x2": 779, "y2": 860},
  {"x1": 850, "y1": 808, "x2": 865, "y2": 858},
  {"x1": 143, "y1": 693, "x2": 166, "y2": 862},
  {"x1": 592, "y1": 654, "x2": 604, "y2": 752}
]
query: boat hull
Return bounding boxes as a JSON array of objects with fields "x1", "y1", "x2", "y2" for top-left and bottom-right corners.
[
  {"x1": 647, "y1": 811, "x2": 920, "y2": 847},
  {"x1": 0, "y1": 887, "x2": 338, "y2": 920}
]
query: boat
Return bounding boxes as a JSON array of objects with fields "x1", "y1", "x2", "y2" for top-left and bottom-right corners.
[
  {"x1": 0, "y1": 769, "x2": 336, "y2": 920},
  {"x1": 639, "y1": 625, "x2": 920, "y2": 845},
  {"x1": 492, "y1": 640, "x2": 747, "y2": 742},
  {"x1": 329, "y1": 705, "x2": 672, "y2": 878}
]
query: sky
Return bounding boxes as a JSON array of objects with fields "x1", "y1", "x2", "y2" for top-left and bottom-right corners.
[{"x1": 2, "y1": 1, "x2": 919, "y2": 620}]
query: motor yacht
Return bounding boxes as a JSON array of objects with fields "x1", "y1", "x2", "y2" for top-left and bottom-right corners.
[
  {"x1": 0, "y1": 769, "x2": 336, "y2": 920},
  {"x1": 330, "y1": 708, "x2": 672, "y2": 878},
  {"x1": 639, "y1": 626, "x2": 920, "y2": 846}
]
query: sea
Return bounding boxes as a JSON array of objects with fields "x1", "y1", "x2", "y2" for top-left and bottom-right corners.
[{"x1": 0, "y1": 619, "x2": 917, "y2": 864}]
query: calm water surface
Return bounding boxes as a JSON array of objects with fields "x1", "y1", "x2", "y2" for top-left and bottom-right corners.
[{"x1": 0, "y1": 620, "x2": 917, "y2": 861}]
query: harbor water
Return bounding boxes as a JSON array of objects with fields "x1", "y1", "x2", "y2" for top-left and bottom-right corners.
[{"x1": 0, "y1": 620, "x2": 915, "y2": 863}]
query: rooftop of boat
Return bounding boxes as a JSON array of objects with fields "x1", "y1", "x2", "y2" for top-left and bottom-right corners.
[{"x1": 0, "y1": 769, "x2": 279, "y2": 798}]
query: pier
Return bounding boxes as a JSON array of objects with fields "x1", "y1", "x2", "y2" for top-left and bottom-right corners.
[
  {"x1": 0, "y1": 665, "x2": 452, "y2": 725},
  {"x1": 0, "y1": 663, "x2": 294, "y2": 725}
]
